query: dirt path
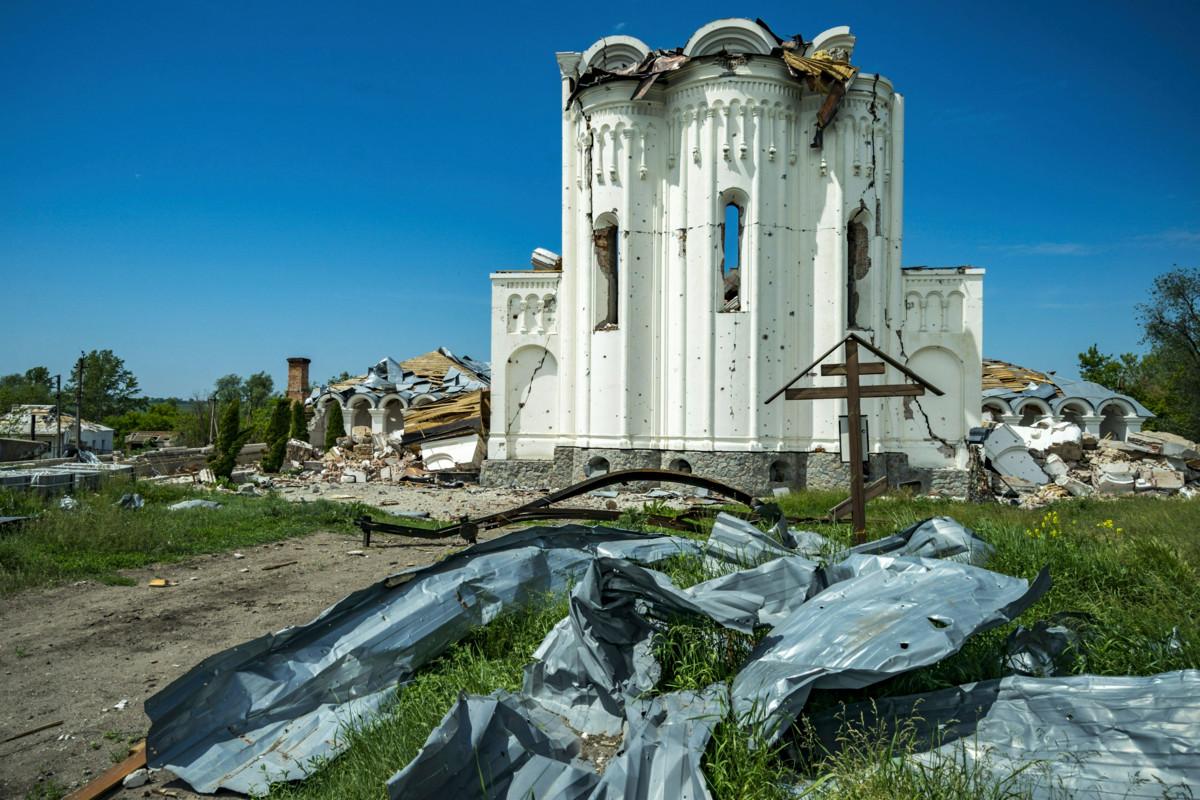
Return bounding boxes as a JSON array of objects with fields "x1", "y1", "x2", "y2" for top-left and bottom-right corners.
[{"x1": 0, "y1": 484, "x2": 686, "y2": 798}]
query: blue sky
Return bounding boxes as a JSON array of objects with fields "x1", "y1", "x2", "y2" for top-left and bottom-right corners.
[{"x1": 2, "y1": 1, "x2": 1198, "y2": 398}]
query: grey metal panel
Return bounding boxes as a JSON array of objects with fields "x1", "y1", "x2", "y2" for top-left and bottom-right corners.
[
  {"x1": 385, "y1": 691, "x2": 598, "y2": 800},
  {"x1": 731, "y1": 554, "x2": 1050, "y2": 738},
  {"x1": 145, "y1": 526, "x2": 699, "y2": 795},
  {"x1": 807, "y1": 671, "x2": 1200, "y2": 800}
]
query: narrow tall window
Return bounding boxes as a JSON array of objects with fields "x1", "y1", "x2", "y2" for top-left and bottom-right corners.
[
  {"x1": 593, "y1": 220, "x2": 619, "y2": 329},
  {"x1": 721, "y1": 201, "x2": 742, "y2": 311},
  {"x1": 846, "y1": 215, "x2": 871, "y2": 328}
]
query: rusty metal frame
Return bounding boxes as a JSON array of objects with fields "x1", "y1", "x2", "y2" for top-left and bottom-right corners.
[{"x1": 355, "y1": 468, "x2": 765, "y2": 546}]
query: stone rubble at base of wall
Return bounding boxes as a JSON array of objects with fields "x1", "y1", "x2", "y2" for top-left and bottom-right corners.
[{"x1": 480, "y1": 448, "x2": 969, "y2": 498}]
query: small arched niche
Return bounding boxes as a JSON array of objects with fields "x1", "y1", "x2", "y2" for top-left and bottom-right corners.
[
  {"x1": 585, "y1": 456, "x2": 611, "y2": 477},
  {"x1": 668, "y1": 458, "x2": 693, "y2": 474}
]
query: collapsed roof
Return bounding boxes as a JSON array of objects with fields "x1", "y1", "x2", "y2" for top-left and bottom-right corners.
[
  {"x1": 309, "y1": 347, "x2": 490, "y2": 407},
  {"x1": 982, "y1": 359, "x2": 1153, "y2": 418}
]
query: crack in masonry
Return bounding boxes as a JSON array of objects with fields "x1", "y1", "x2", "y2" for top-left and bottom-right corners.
[
  {"x1": 910, "y1": 396, "x2": 957, "y2": 454},
  {"x1": 507, "y1": 341, "x2": 552, "y2": 432}
]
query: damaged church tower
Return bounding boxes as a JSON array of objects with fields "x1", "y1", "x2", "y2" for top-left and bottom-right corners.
[{"x1": 485, "y1": 19, "x2": 983, "y2": 493}]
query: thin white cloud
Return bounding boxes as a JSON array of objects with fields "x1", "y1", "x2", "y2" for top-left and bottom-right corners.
[
  {"x1": 1135, "y1": 228, "x2": 1200, "y2": 245},
  {"x1": 614, "y1": 21, "x2": 627, "y2": 32},
  {"x1": 990, "y1": 241, "x2": 1098, "y2": 256}
]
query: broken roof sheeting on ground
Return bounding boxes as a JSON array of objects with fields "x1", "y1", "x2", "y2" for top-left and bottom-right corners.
[
  {"x1": 808, "y1": 670, "x2": 1200, "y2": 799},
  {"x1": 145, "y1": 526, "x2": 699, "y2": 795},
  {"x1": 151, "y1": 513, "x2": 1199, "y2": 799},
  {"x1": 567, "y1": 20, "x2": 858, "y2": 148},
  {"x1": 982, "y1": 358, "x2": 1154, "y2": 419},
  {"x1": 731, "y1": 554, "x2": 1050, "y2": 739}
]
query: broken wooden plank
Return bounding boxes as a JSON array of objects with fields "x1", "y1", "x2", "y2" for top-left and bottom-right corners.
[
  {"x1": 785, "y1": 384, "x2": 926, "y2": 401},
  {"x1": 828, "y1": 476, "x2": 889, "y2": 521},
  {"x1": 262, "y1": 560, "x2": 299, "y2": 571},
  {"x1": 65, "y1": 740, "x2": 146, "y2": 800}
]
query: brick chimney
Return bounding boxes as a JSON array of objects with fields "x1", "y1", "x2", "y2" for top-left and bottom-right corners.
[{"x1": 286, "y1": 357, "x2": 311, "y2": 403}]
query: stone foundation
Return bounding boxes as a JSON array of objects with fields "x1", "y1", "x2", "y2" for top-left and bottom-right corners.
[{"x1": 481, "y1": 447, "x2": 968, "y2": 497}]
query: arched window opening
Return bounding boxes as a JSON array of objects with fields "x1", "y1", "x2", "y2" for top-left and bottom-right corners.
[
  {"x1": 1061, "y1": 404, "x2": 1086, "y2": 429},
  {"x1": 1099, "y1": 405, "x2": 1128, "y2": 441},
  {"x1": 769, "y1": 460, "x2": 789, "y2": 483},
  {"x1": 593, "y1": 220, "x2": 619, "y2": 330},
  {"x1": 668, "y1": 458, "x2": 692, "y2": 474},
  {"x1": 982, "y1": 404, "x2": 1006, "y2": 424},
  {"x1": 720, "y1": 201, "x2": 743, "y2": 312},
  {"x1": 846, "y1": 212, "x2": 871, "y2": 329},
  {"x1": 383, "y1": 399, "x2": 404, "y2": 435},
  {"x1": 1018, "y1": 404, "x2": 1045, "y2": 427},
  {"x1": 585, "y1": 455, "x2": 611, "y2": 477}
]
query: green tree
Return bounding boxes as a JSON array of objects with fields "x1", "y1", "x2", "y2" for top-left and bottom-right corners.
[
  {"x1": 289, "y1": 400, "x2": 307, "y2": 441},
  {"x1": 0, "y1": 367, "x2": 54, "y2": 412},
  {"x1": 65, "y1": 350, "x2": 142, "y2": 420},
  {"x1": 1077, "y1": 345, "x2": 1144, "y2": 393},
  {"x1": 103, "y1": 401, "x2": 184, "y2": 449},
  {"x1": 209, "y1": 397, "x2": 252, "y2": 480},
  {"x1": 243, "y1": 371, "x2": 275, "y2": 418},
  {"x1": 324, "y1": 403, "x2": 345, "y2": 450},
  {"x1": 260, "y1": 398, "x2": 291, "y2": 473},
  {"x1": 213, "y1": 374, "x2": 243, "y2": 407}
]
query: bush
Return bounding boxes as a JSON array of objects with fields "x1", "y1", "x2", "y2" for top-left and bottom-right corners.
[
  {"x1": 324, "y1": 403, "x2": 344, "y2": 450},
  {"x1": 290, "y1": 400, "x2": 307, "y2": 441},
  {"x1": 208, "y1": 398, "x2": 252, "y2": 479},
  {"x1": 260, "y1": 398, "x2": 291, "y2": 473}
]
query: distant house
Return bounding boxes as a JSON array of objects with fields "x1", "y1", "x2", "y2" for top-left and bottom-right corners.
[
  {"x1": 125, "y1": 430, "x2": 180, "y2": 450},
  {"x1": 0, "y1": 404, "x2": 115, "y2": 454}
]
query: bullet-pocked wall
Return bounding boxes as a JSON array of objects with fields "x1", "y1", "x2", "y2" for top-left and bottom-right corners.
[{"x1": 487, "y1": 19, "x2": 983, "y2": 483}]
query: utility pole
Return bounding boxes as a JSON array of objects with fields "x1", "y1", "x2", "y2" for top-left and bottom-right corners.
[
  {"x1": 75, "y1": 352, "x2": 84, "y2": 454},
  {"x1": 55, "y1": 374, "x2": 62, "y2": 457}
]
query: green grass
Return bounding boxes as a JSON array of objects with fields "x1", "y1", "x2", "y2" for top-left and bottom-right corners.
[
  {"x1": 270, "y1": 595, "x2": 569, "y2": 800},
  {"x1": 0, "y1": 479, "x2": 383, "y2": 593}
]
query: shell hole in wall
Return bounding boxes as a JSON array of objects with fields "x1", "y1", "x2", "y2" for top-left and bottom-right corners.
[
  {"x1": 668, "y1": 458, "x2": 692, "y2": 474},
  {"x1": 593, "y1": 219, "x2": 619, "y2": 330},
  {"x1": 585, "y1": 456, "x2": 611, "y2": 477},
  {"x1": 769, "y1": 460, "x2": 789, "y2": 483}
]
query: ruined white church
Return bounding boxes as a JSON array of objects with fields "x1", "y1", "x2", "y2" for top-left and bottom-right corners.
[{"x1": 483, "y1": 19, "x2": 984, "y2": 493}]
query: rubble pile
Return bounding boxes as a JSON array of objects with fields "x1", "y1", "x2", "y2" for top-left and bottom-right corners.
[{"x1": 980, "y1": 422, "x2": 1200, "y2": 507}]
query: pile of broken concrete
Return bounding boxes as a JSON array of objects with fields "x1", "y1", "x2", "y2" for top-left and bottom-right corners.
[
  {"x1": 280, "y1": 429, "x2": 445, "y2": 486},
  {"x1": 980, "y1": 422, "x2": 1200, "y2": 507}
]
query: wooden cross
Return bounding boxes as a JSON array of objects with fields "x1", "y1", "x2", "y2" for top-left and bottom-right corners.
[{"x1": 766, "y1": 333, "x2": 943, "y2": 544}]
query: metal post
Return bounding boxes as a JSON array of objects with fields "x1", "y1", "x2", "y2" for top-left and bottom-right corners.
[
  {"x1": 55, "y1": 374, "x2": 62, "y2": 457},
  {"x1": 75, "y1": 353, "x2": 83, "y2": 453},
  {"x1": 843, "y1": 339, "x2": 867, "y2": 544}
]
